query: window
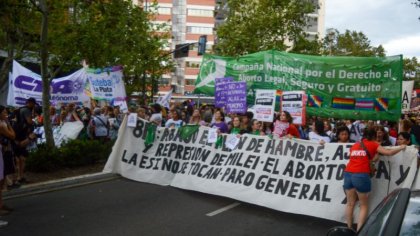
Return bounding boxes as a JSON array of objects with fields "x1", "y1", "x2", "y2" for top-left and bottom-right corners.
[
  {"x1": 158, "y1": 7, "x2": 171, "y2": 15},
  {"x1": 158, "y1": 78, "x2": 170, "y2": 85},
  {"x1": 186, "y1": 61, "x2": 201, "y2": 68},
  {"x1": 185, "y1": 79, "x2": 196, "y2": 85},
  {"x1": 187, "y1": 9, "x2": 213, "y2": 17},
  {"x1": 187, "y1": 26, "x2": 213, "y2": 35}
]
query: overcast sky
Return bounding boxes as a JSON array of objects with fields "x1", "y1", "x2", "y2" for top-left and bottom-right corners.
[{"x1": 325, "y1": 0, "x2": 420, "y2": 58}]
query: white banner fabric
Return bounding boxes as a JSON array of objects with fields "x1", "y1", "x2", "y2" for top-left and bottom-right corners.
[
  {"x1": 10, "y1": 60, "x2": 90, "y2": 106},
  {"x1": 87, "y1": 69, "x2": 126, "y2": 100},
  {"x1": 104, "y1": 118, "x2": 419, "y2": 223}
]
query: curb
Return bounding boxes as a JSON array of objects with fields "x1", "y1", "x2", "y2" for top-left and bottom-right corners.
[{"x1": 3, "y1": 172, "x2": 120, "y2": 200}]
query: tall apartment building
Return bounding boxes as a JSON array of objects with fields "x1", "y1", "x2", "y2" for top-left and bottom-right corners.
[{"x1": 135, "y1": 0, "x2": 324, "y2": 96}]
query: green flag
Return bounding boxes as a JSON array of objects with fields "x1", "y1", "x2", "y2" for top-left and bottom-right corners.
[
  {"x1": 179, "y1": 125, "x2": 200, "y2": 140},
  {"x1": 194, "y1": 50, "x2": 403, "y2": 121},
  {"x1": 145, "y1": 123, "x2": 157, "y2": 146}
]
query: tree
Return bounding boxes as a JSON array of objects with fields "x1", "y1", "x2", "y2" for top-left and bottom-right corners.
[
  {"x1": 5, "y1": 0, "x2": 172, "y2": 148},
  {"x1": 214, "y1": 0, "x2": 316, "y2": 56},
  {"x1": 0, "y1": 0, "x2": 39, "y2": 87},
  {"x1": 322, "y1": 29, "x2": 385, "y2": 57},
  {"x1": 414, "y1": 0, "x2": 420, "y2": 20},
  {"x1": 290, "y1": 34, "x2": 322, "y2": 55},
  {"x1": 404, "y1": 57, "x2": 420, "y2": 87}
]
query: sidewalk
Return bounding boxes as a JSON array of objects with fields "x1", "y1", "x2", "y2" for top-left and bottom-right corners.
[{"x1": 4, "y1": 172, "x2": 120, "y2": 200}]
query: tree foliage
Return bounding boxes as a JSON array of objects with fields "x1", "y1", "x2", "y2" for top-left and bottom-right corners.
[
  {"x1": 1, "y1": 0, "x2": 171, "y2": 147},
  {"x1": 321, "y1": 29, "x2": 385, "y2": 57},
  {"x1": 404, "y1": 57, "x2": 420, "y2": 87},
  {"x1": 214, "y1": 0, "x2": 316, "y2": 56}
]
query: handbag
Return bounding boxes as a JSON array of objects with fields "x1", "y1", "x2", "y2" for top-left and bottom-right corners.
[{"x1": 360, "y1": 140, "x2": 376, "y2": 178}]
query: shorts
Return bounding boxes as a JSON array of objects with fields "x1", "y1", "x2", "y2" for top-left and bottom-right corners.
[
  {"x1": 343, "y1": 172, "x2": 371, "y2": 193},
  {"x1": 13, "y1": 146, "x2": 28, "y2": 158}
]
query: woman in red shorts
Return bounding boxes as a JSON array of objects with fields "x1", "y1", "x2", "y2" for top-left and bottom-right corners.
[{"x1": 344, "y1": 127, "x2": 406, "y2": 231}]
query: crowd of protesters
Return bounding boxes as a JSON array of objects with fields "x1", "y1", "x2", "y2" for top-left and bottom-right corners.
[{"x1": 1, "y1": 97, "x2": 420, "y2": 229}]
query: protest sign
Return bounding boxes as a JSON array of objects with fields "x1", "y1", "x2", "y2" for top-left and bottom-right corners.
[
  {"x1": 281, "y1": 91, "x2": 306, "y2": 125},
  {"x1": 215, "y1": 77, "x2": 233, "y2": 108},
  {"x1": 87, "y1": 68, "x2": 127, "y2": 100},
  {"x1": 194, "y1": 51, "x2": 403, "y2": 121},
  {"x1": 104, "y1": 118, "x2": 419, "y2": 223},
  {"x1": 225, "y1": 81, "x2": 247, "y2": 114},
  {"x1": 9, "y1": 60, "x2": 90, "y2": 106},
  {"x1": 127, "y1": 113, "x2": 138, "y2": 127},
  {"x1": 254, "y1": 89, "x2": 276, "y2": 122},
  {"x1": 402, "y1": 80, "x2": 414, "y2": 112}
]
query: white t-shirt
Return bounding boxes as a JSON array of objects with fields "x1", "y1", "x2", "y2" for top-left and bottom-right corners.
[
  {"x1": 309, "y1": 131, "x2": 331, "y2": 143},
  {"x1": 165, "y1": 119, "x2": 183, "y2": 128}
]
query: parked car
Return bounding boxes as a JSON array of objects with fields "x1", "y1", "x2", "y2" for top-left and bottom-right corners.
[{"x1": 327, "y1": 188, "x2": 420, "y2": 236}]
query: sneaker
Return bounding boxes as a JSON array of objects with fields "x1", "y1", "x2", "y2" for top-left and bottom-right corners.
[{"x1": 0, "y1": 220, "x2": 8, "y2": 228}]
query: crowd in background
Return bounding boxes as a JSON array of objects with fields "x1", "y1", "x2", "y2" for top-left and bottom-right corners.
[{"x1": 0, "y1": 97, "x2": 420, "y2": 228}]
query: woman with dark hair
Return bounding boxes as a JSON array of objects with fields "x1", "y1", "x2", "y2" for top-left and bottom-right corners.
[
  {"x1": 396, "y1": 132, "x2": 411, "y2": 146},
  {"x1": 308, "y1": 119, "x2": 331, "y2": 144},
  {"x1": 375, "y1": 125, "x2": 392, "y2": 146},
  {"x1": 0, "y1": 105, "x2": 16, "y2": 219},
  {"x1": 210, "y1": 110, "x2": 228, "y2": 133},
  {"x1": 229, "y1": 116, "x2": 243, "y2": 135},
  {"x1": 149, "y1": 104, "x2": 163, "y2": 126},
  {"x1": 343, "y1": 127, "x2": 406, "y2": 231},
  {"x1": 272, "y1": 111, "x2": 300, "y2": 138},
  {"x1": 165, "y1": 109, "x2": 184, "y2": 128},
  {"x1": 249, "y1": 119, "x2": 265, "y2": 136},
  {"x1": 333, "y1": 125, "x2": 354, "y2": 143}
]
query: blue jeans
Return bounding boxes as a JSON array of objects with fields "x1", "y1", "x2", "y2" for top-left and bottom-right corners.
[{"x1": 343, "y1": 172, "x2": 371, "y2": 193}]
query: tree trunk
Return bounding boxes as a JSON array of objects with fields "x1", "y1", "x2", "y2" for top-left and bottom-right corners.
[{"x1": 39, "y1": 0, "x2": 54, "y2": 149}]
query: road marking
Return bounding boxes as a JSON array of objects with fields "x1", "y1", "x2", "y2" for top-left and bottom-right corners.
[{"x1": 206, "y1": 202, "x2": 241, "y2": 217}]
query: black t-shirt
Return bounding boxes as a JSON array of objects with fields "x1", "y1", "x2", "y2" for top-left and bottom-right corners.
[{"x1": 14, "y1": 106, "x2": 34, "y2": 141}]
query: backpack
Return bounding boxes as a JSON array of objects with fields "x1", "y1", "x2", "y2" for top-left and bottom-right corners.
[{"x1": 91, "y1": 116, "x2": 109, "y2": 137}]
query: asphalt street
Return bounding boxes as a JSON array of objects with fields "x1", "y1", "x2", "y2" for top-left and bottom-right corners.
[{"x1": 1, "y1": 178, "x2": 342, "y2": 236}]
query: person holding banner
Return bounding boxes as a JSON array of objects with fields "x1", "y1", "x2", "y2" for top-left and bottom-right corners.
[
  {"x1": 273, "y1": 111, "x2": 300, "y2": 139},
  {"x1": 188, "y1": 109, "x2": 201, "y2": 125},
  {"x1": 249, "y1": 119, "x2": 265, "y2": 136},
  {"x1": 210, "y1": 110, "x2": 228, "y2": 134},
  {"x1": 343, "y1": 127, "x2": 406, "y2": 231},
  {"x1": 333, "y1": 126, "x2": 354, "y2": 143},
  {"x1": 229, "y1": 116, "x2": 245, "y2": 135},
  {"x1": 309, "y1": 120, "x2": 330, "y2": 144}
]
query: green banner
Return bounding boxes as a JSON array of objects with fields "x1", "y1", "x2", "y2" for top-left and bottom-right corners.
[{"x1": 194, "y1": 50, "x2": 403, "y2": 121}]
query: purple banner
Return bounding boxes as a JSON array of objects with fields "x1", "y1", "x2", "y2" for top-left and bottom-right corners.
[
  {"x1": 225, "y1": 81, "x2": 247, "y2": 114},
  {"x1": 215, "y1": 77, "x2": 233, "y2": 108}
]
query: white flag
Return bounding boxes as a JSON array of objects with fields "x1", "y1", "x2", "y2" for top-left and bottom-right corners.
[{"x1": 156, "y1": 90, "x2": 172, "y2": 108}]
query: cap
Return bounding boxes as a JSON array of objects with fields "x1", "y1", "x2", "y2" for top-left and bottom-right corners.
[{"x1": 26, "y1": 97, "x2": 37, "y2": 104}]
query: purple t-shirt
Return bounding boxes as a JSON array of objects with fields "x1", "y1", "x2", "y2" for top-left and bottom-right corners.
[{"x1": 211, "y1": 121, "x2": 228, "y2": 133}]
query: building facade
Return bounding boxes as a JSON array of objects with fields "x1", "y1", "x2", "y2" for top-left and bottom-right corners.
[{"x1": 136, "y1": 0, "x2": 324, "y2": 96}]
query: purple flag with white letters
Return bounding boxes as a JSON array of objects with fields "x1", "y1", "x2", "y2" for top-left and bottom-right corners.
[
  {"x1": 215, "y1": 77, "x2": 233, "y2": 108},
  {"x1": 225, "y1": 81, "x2": 247, "y2": 114}
]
